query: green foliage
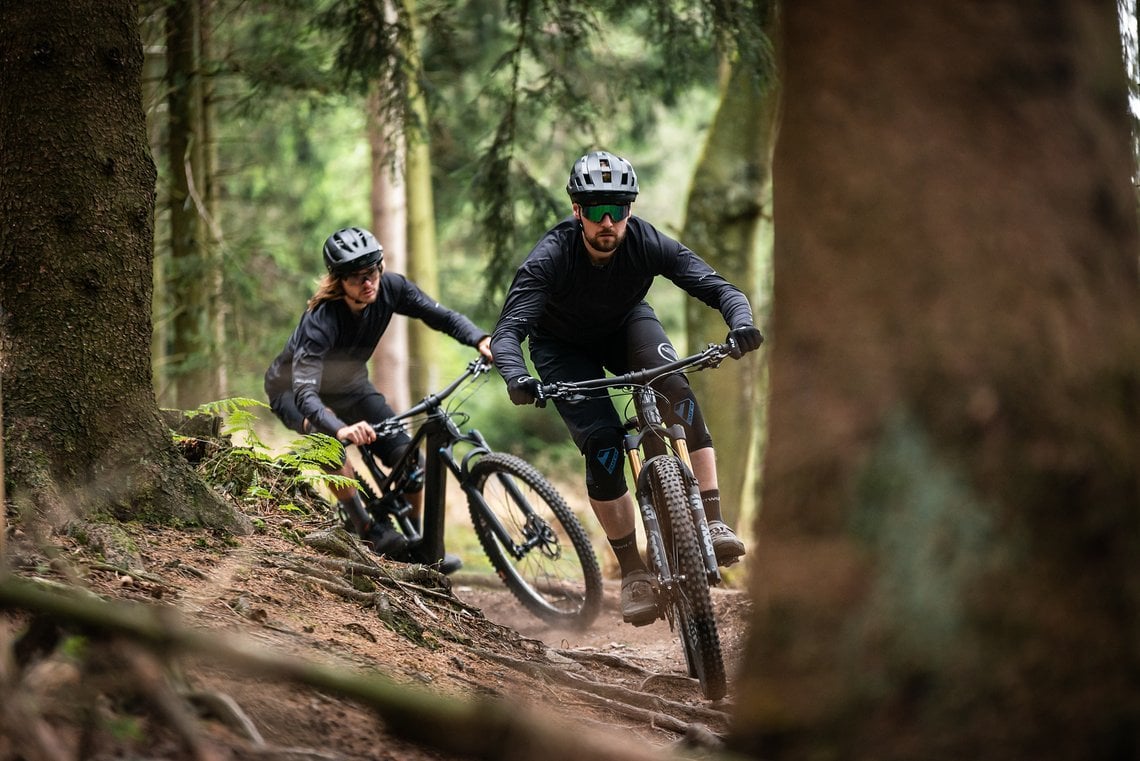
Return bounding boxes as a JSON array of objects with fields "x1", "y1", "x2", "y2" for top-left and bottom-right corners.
[
  {"x1": 149, "y1": 0, "x2": 774, "y2": 417},
  {"x1": 180, "y1": 398, "x2": 354, "y2": 515}
]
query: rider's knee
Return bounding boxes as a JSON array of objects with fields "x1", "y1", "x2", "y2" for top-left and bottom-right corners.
[
  {"x1": 660, "y1": 384, "x2": 713, "y2": 449},
  {"x1": 583, "y1": 428, "x2": 627, "y2": 501}
]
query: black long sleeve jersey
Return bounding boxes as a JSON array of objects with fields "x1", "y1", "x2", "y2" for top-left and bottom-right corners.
[
  {"x1": 491, "y1": 216, "x2": 755, "y2": 382},
  {"x1": 264, "y1": 272, "x2": 487, "y2": 436}
]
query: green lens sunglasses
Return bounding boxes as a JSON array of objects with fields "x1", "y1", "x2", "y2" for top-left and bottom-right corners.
[{"x1": 580, "y1": 203, "x2": 631, "y2": 223}]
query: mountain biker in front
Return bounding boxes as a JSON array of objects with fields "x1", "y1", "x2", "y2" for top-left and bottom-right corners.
[
  {"x1": 490, "y1": 150, "x2": 764, "y2": 625},
  {"x1": 265, "y1": 226, "x2": 493, "y2": 570}
]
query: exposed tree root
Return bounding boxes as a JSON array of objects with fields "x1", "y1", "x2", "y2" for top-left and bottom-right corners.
[
  {"x1": 0, "y1": 574, "x2": 710, "y2": 761},
  {"x1": 472, "y1": 648, "x2": 730, "y2": 737}
]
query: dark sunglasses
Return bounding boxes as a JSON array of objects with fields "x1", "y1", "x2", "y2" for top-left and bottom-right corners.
[
  {"x1": 580, "y1": 203, "x2": 631, "y2": 223},
  {"x1": 343, "y1": 265, "x2": 380, "y2": 286}
]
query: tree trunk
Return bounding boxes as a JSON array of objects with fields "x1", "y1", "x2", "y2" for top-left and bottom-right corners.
[
  {"x1": 404, "y1": 123, "x2": 440, "y2": 403},
  {"x1": 0, "y1": 0, "x2": 244, "y2": 537},
  {"x1": 200, "y1": 0, "x2": 227, "y2": 398},
  {"x1": 368, "y1": 89, "x2": 411, "y2": 412},
  {"x1": 140, "y1": 1, "x2": 170, "y2": 403},
  {"x1": 681, "y1": 52, "x2": 779, "y2": 529},
  {"x1": 166, "y1": 0, "x2": 217, "y2": 409},
  {"x1": 733, "y1": 3, "x2": 1140, "y2": 760}
]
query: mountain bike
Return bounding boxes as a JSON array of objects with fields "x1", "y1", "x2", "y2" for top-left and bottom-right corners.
[
  {"x1": 535, "y1": 341, "x2": 737, "y2": 700},
  {"x1": 347, "y1": 356, "x2": 603, "y2": 630}
]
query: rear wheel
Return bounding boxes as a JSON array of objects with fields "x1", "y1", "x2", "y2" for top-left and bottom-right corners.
[
  {"x1": 468, "y1": 453, "x2": 602, "y2": 629},
  {"x1": 645, "y1": 456, "x2": 726, "y2": 700}
]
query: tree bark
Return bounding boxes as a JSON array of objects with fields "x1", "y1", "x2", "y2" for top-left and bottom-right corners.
[
  {"x1": 401, "y1": 1, "x2": 441, "y2": 402},
  {"x1": 0, "y1": 0, "x2": 244, "y2": 535},
  {"x1": 368, "y1": 88, "x2": 412, "y2": 412},
  {"x1": 682, "y1": 51, "x2": 779, "y2": 529},
  {"x1": 734, "y1": 3, "x2": 1140, "y2": 760},
  {"x1": 166, "y1": 0, "x2": 218, "y2": 409}
]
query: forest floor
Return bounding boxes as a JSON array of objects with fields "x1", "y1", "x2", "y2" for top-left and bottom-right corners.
[{"x1": 0, "y1": 484, "x2": 755, "y2": 760}]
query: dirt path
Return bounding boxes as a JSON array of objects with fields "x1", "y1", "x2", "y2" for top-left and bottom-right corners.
[{"x1": 3, "y1": 521, "x2": 752, "y2": 760}]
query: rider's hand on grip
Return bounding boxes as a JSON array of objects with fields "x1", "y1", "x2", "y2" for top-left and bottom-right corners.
[
  {"x1": 507, "y1": 375, "x2": 541, "y2": 406},
  {"x1": 726, "y1": 325, "x2": 764, "y2": 359}
]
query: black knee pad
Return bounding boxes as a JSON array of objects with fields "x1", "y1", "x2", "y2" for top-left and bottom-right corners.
[
  {"x1": 583, "y1": 428, "x2": 628, "y2": 501},
  {"x1": 655, "y1": 376, "x2": 714, "y2": 450}
]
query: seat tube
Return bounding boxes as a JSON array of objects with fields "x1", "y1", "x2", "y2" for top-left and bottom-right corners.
[{"x1": 419, "y1": 428, "x2": 448, "y2": 563}]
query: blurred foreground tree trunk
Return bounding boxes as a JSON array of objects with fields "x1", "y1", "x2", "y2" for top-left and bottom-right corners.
[
  {"x1": 734, "y1": 3, "x2": 1140, "y2": 760},
  {"x1": 682, "y1": 41, "x2": 780, "y2": 529},
  {"x1": 0, "y1": 0, "x2": 243, "y2": 538}
]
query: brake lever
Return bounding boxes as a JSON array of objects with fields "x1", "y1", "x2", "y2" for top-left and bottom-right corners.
[{"x1": 372, "y1": 421, "x2": 406, "y2": 438}]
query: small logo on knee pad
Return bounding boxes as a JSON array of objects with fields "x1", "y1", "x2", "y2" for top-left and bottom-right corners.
[
  {"x1": 657, "y1": 342, "x2": 679, "y2": 361},
  {"x1": 673, "y1": 398, "x2": 695, "y2": 425},
  {"x1": 596, "y1": 447, "x2": 621, "y2": 474}
]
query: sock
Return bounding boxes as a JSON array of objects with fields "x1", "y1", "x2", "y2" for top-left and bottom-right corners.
[
  {"x1": 608, "y1": 531, "x2": 646, "y2": 577},
  {"x1": 701, "y1": 489, "x2": 723, "y2": 523}
]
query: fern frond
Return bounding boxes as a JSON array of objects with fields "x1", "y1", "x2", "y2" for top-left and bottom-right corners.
[{"x1": 188, "y1": 397, "x2": 269, "y2": 418}]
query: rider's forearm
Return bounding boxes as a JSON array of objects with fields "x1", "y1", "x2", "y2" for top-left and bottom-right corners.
[{"x1": 489, "y1": 326, "x2": 529, "y2": 381}]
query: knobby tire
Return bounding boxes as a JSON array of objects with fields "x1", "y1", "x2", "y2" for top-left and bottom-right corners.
[
  {"x1": 468, "y1": 453, "x2": 602, "y2": 630},
  {"x1": 646, "y1": 456, "x2": 727, "y2": 700}
]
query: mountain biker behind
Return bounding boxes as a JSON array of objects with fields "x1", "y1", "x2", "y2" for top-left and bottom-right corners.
[
  {"x1": 490, "y1": 150, "x2": 764, "y2": 625},
  {"x1": 265, "y1": 226, "x2": 494, "y2": 566}
]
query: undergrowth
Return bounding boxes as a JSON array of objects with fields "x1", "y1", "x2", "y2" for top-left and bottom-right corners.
[{"x1": 174, "y1": 397, "x2": 356, "y2": 518}]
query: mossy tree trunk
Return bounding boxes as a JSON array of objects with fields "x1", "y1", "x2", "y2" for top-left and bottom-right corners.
[
  {"x1": 733, "y1": 3, "x2": 1140, "y2": 759},
  {"x1": 682, "y1": 49, "x2": 779, "y2": 529},
  {"x1": 166, "y1": 0, "x2": 221, "y2": 409},
  {"x1": 0, "y1": 0, "x2": 243, "y2": 539},
  {"x1": 368, "y1": 88, "x2": 411, "y2": 412},
  {"x1": 401, "y1": 0, "x2": 441, "y2": 403}
]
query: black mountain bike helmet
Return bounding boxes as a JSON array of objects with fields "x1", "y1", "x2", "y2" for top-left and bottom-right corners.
[
  {"x1": 566, "y1": 151, "x2": 639, "y2": 205},
  {"x1": 323, "y1": 227, "x2": 384, "y2": 277}
]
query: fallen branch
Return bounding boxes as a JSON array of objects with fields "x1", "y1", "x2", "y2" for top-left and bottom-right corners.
[{"x1": 0, "y1": 574, "x2": 732, "y2": 761}]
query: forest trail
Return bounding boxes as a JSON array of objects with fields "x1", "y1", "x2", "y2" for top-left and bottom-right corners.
[{"x1": 2, "y1": 515, "x2": 753, "y2": 760}]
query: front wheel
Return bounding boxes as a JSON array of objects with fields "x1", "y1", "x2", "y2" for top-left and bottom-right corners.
[
  {"x1": 468, "y1": 453, "x2": 603, "y2": 630},
  {"x1": 645, "y1": 456, "x2": 727, "y2": 700}
]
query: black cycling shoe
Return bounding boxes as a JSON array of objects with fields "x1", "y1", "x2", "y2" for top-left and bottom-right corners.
[
  {"x1": 620, "y1": 569, "x2": 659, "y2": 626},
  {"x1": 708, "y1": 520, "x2": 746, "y2": 566},
  {"x1": 432, "y1": 553, "x2": 463, "y2": 575},
  {"x1": 363, "y1": 519, "x2": 409, "y2": 558}
]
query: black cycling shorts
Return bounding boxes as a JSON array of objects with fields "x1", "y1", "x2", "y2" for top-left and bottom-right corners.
[
  {"x1": 529, "y1": 316, "x2": 713, "y2": 500},
  {"x1": 269, "y1": 387, "x2": 413, "y2": 468}
]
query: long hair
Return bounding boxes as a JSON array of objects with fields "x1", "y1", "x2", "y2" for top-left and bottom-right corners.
[{"x1": 306, "y1": 274, "x2": 344, "y2": 311}]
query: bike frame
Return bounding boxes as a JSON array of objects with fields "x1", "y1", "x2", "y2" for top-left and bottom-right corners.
[
  {"x1": 539, "y1": 343, "x2": 734, "y2": 587},
  {"x1": 355, "y1": 358, "x2": 543, "y2": 565}
]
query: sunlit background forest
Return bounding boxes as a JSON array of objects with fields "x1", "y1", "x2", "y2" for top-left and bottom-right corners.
[
  {"x1": 138, "y1": 0, "x2": 1140, "y2": 539},
  {"x1": 140, "y1": 0, "x2": 761, "y2": 473}
]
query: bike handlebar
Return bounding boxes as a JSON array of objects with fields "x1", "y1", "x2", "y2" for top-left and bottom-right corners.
[
  {"x1": 536, "y1": 342, "x2": 735, "y2": 405},
  {"x1": 370, "y1": 355, "x2": 492, "y2": 437}
]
